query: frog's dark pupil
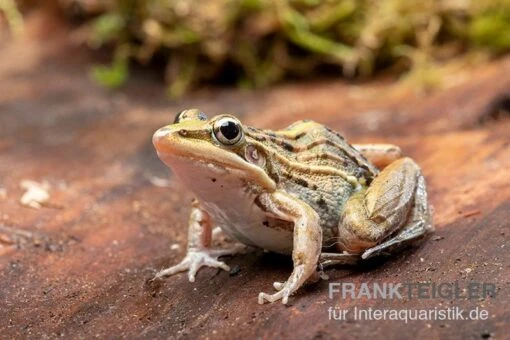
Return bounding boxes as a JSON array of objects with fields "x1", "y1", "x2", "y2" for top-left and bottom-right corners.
[{"x1": 220, "y1": 121, "x2": 240, "y2": 140}]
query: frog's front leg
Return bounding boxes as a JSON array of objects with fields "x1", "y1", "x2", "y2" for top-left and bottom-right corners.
[
  {"x1": 257, "y1": 192, "x2": 322, "y2": 304},
  {"x1": 154, "y1": 199, "x2": 243, "y2": 282},
  {"x1": 338, "y1": 157, "x2": 433, "y2": 258}
]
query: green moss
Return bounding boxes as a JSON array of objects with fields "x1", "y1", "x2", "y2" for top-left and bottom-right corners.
[
  {"x1": 1, "y1": 0, "x2": 24, "y2": 36},
  {"x1": 90, "y1": 51, "x2": 129, "y2": 89},
  {"x1": 470, "y1": 12, "x2": 510, "y2": 51},
  {"x1": 90, "y1": 13, "x2": 126, "y2": 47},
  {"x1": 51, "y1": 0, "x2": 510, "y2": 95}
]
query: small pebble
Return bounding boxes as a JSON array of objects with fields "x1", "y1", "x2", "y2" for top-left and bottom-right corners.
[
  {"x1": 20, "y1": 180, "x2": 50, "y2": 209},
  {"x1": 481, "y1": 331, "x2": 492, "y2": 339}
]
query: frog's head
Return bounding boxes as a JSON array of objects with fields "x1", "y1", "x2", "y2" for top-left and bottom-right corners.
[{"x1": 153, "y1": 109, "x2": 276, "y2": 192}]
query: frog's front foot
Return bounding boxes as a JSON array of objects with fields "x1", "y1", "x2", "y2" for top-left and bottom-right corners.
[{"x1": 154, "y1": 246, "x2": 242, "y2": 282}]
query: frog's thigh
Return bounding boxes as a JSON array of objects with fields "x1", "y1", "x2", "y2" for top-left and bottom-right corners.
[
  {"x1": 361, "y1": 171, "x2": 433, "y2": 259},
  {"x1": 337, "y1": 157, "x2": 420, "y2": 255},
  {"x1": 352, "y1": 143, "x2": 402, "y2": 169}
]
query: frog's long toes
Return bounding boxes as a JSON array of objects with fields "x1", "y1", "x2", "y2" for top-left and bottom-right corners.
[
  {"x1": 280, "y1": 287, "x2": 292, "y2": 304},
  {"x1": 154, "y1": 261, "x2": 189, "y2": 279},
  {"x1": 258, "y1": 290, "x2": 286, "y2": 304},
  {"x1": 204, "y1": 257, "x2": 230, "y2": 272},
  {"x1": 187, "y1": 268, "x2": 198, "y2": 282},
  {"x1": 273, "y1": 281, "x2": 285, "y2": 291},
  {"x1": 258, "y1": 292, "x2": 266, "y2": 304},
  {"x1": 361, "y1": 249, "x2": 375, "y2": 260},
  {"x1": 188, "y1": 261, "x2": 201, "y2": 282},
  {"x1": 258, "y1": 292, "x2": 276, "y2": 304}
]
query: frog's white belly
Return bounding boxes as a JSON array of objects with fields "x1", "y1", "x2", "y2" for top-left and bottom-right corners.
[
  {"x1": 202, "y1": 201, "x2": 293, "y2": 254},
  {"x1": 162, "y1": 155, "x2": 294, "y2": 254}
]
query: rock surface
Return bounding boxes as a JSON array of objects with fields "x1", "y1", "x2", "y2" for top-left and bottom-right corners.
[{"x1": 0, "y1": 10, "x2": 509, "y2": 339}]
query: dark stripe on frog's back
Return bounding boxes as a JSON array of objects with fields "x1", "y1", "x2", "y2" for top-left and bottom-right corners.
[{"x1": 245, "y1": 122, "x2": 378, "y2": 182}]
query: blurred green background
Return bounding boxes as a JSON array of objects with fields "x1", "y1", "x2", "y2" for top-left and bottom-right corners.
[{"x1": 4, "y1": 0, "x2": 510, "y2": 96}]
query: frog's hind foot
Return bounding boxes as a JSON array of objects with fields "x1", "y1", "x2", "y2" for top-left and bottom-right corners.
[
  {"x1": 154, "y1": 245, "x2": 243, "y2": 282},
  {"x1": 362, "y1": 218, "x2": 431, "y2": 260},
  {"x1": 319, "y1": 252, "x2": 361, "y2": 268}
]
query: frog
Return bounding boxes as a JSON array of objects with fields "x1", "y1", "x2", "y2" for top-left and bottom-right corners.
[{"x1": 151, "y1": 109, "x2": 433, "y2": 304}]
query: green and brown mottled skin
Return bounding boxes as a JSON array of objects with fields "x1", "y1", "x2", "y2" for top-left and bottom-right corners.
[{"x1": 243, "y1": 121, "x2": 379, "y2": 245}]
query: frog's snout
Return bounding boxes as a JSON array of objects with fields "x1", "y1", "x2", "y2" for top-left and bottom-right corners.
[
  {"x1": 152, "y1": 126, "x2": 175, "y2": 153},
  {"x1": 153, "y1": 126, "x2": 170, "y2": 143}
]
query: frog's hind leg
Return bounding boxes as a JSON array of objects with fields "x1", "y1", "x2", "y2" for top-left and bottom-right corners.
[
  {"x1": 337, "y1": 157, "x2": 433, "y2": 259},
  {"x1": 153, "y1": 200, "x2": 244, "y2": 282},
  {"x1": 361, "y1": 172, "x2": 433, "y2": 259}
]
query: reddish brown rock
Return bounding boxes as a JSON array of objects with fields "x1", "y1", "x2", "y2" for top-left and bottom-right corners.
[{"x1": 0, "y1": 10, "x2": 508, "y2": 339}]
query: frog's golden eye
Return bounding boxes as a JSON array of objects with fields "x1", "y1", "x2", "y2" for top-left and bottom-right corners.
[
  {"x1": 174, "y1": 109, "x2": 208, "y2": 124},
  {"x1": 213, "y1": 117, "x2": 243, "y2": 145}
]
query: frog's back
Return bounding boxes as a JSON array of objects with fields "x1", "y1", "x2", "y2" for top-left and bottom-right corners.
[
  {"x1": 278, "y1": 120, "x2": 377, "y2": 175},
  {"x1": 245, "y1": 120, "x2": 378, "y2": 245}
]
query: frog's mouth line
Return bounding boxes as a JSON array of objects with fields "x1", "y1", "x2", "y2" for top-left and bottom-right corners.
[
  {"x1": 157, "y1": 152, "x2": 229, "y2": 175},
  {"x1": 153, "y1": 128, "x2": 276, "y2": 191}
]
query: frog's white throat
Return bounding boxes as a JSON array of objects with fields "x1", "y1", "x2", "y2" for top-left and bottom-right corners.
[
  {"x1": 157, "y1": 152, "x2": 294, "y2": 254},
  {"x1": 157, "y1": 152, "x2": 260, "y2": 205}
]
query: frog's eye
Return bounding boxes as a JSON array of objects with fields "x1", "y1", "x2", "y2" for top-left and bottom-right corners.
[
  {"x1": 213, "y1": 117, "x2": 243, "y2": 146},
  {"x1": 174, "y1": 109, "x2": 208, "y2": 124}
]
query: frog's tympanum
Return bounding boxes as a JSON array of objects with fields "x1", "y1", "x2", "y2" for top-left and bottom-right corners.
[{"x1": 152, "y1": 109, "x2": 433, "y2": 304}]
